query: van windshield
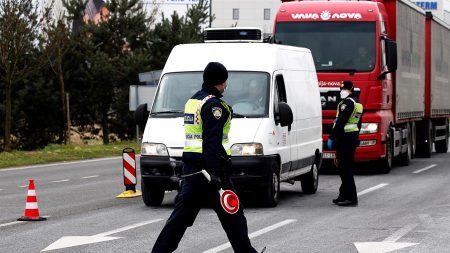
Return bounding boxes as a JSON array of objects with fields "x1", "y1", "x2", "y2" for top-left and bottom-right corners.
[
  {"x1": 151, "y1": 72, "x2": 270, "y2": 118},
  {"x1": 274, "y1": 22, "x2": 376, "y2": 72}
]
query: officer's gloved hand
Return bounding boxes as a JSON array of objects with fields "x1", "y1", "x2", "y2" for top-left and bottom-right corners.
[
  {"x1": 209, "y1": 174, "x2": 222, "y2": 191},
  {"x1": 327, "y1": 139, "x2": 333, "y2": 150}
]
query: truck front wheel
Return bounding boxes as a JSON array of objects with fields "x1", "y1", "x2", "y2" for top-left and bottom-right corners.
[
  {"x1": 378, "y1": 128, "x2": 393, "y2": 174},
  {"x1": 142, "y1": 178, "x2": 165, "y2": 206},
  {"x1": 397, "y1": 125, "x2": 411, "y2": 166}
]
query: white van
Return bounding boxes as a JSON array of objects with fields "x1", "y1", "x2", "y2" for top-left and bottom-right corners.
[{"x1": 135, "y1": 39, "x2": 322, "y2": 207}]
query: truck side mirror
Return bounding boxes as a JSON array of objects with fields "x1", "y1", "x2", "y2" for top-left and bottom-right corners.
[
  {"x1": 386, "y1": 40, "x2": 397, "y2": 72},
  {"x1": 277, "y1": 102, "x2": 293, "y2": 128},
  {"x1": 135, "y1": 103, "x2": 149, "y2": 129}
]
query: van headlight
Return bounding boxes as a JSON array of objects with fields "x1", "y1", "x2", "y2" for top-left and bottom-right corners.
[
  {"x1": 231, "y1": 143, "x2": 263, "y2": 156},
  {"x1": 141, "y1": 143, "x2": 169, "y2": 156},
  {"x1": 360, "y1": 123, "x2": 378, "y2": 134}
]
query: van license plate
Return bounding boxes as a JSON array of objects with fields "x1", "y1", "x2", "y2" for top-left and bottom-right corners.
[{"x1": 322, "y1": 152, "x2": 335, "y2": 159}]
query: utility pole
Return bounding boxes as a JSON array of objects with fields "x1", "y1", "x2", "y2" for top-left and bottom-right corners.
[
  {"x1": 209, "y1": 0, "x2": 212, "y2": 27},
  {"x1": 66, "y1": 93, "x2": 71, "y2": 144}
]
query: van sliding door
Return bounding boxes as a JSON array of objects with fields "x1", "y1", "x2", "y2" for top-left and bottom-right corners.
[{"x1": 274, "y1": 74, "x2": 292, "y2": 181}]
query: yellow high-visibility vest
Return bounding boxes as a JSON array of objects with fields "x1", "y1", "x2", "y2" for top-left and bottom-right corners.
[
  {"x1": 335, "y1": 97, "x2": 363, "y2": 133},
  {"x1": 183, "y1": 95, "x2": 231, "y2": 155}
]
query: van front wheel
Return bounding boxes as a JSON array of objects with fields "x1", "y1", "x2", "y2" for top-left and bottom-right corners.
[
  {"x1": 261, "y1": 161, "x2": 280, "y2": 207},
  {"x1": 142, "y1": 178, "x2": 165, "y2": 206}
]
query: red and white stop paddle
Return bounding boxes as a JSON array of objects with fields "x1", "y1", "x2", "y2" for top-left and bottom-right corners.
[{"x1": 201, "y1": 170, "x2": 239, "y2": 214}]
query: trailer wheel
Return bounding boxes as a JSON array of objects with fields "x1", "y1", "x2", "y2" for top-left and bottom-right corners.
[
  {"x1": 142, "y1": 178, "x2": 165, "y2": 206},
  {"x1": 416, "y1": 120, "x2": 433, "y2": 158},
  {"x1": 411, "y1": 122, "x2": 417, "y2": 159},
  {"x1": 261, "y1": 161, "x2": 280, "y2": 207},
  {"x1": 378, "y1": 128, "x2": 393, "y2": 174},
  {"x1": 435, "y1": 120, "x2": 449, "y2": 153}
]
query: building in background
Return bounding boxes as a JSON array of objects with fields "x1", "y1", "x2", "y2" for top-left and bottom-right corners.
[
  {"x1": 413, "y1": 0, "x2": 444, "y2": 19},
  {"x1": 82, "y1": 0, "x2": 109, "y2": 24},
  {"x1": 211, "y1": 0, "x2": 280, "y2": 36},
  {"x1": 143, "y1": 0, "x2": 200, "y2": 24},
  {"x1": 42, "y1": 0, "x2": 107, "y2": 24},
  {"x1": 143, "y1": 0, "x2": 281, "y2": 35},
  {"x1": 43, "y1": 0, "x2": 65, "y2": 18},
  {"x1": 445, "y1": 0, "x2": 450, "y2": 23}
]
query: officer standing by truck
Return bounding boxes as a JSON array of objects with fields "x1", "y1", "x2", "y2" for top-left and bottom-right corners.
[
  {"x1": 327, "y1": 80, "x2": 363, "y2": 206},
  {"x1": 152, "y1": 62, "x2": 258, "y2": 253}
]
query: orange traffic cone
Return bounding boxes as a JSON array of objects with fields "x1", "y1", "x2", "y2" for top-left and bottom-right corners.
[{"x1": 17, "y1": 180, "x2": 46, "y2": 221}]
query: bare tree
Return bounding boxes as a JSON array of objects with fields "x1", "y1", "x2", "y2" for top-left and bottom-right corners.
[
  {"x1": 43, "y1": 16, "x2": 72, "y2": 144},
  {"x1": 0, "y1": 0, "x2": 51, "y2": 151}
]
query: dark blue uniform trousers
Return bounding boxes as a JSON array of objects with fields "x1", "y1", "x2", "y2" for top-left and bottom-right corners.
[
  {"x1": 152, "y1": 163, "x2": 257, "y2": 253},
  {"x1": 335, "y1": 132, "x2": 359, "y2": 202}
]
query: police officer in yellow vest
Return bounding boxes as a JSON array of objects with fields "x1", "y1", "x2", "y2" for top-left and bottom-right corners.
[
  {"x1": 152, "y1": 62, "x2": 258, "y2": 253},
  {"x1": 327, "y1": 80, "x2": 363, "y2": 206}
]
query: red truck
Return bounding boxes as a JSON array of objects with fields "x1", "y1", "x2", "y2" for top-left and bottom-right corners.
[{"x1": 273, "y1": 0, "x2": 450, "y2": 173}]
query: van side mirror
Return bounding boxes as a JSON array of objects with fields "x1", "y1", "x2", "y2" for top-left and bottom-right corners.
[
  {"x1": 386, "y1": 40, "x2": 397, "y2": 72},
  {"x1": 276, "y1": 102, "x2": 293, "y2": 128},
  {"x1": 135, "y1": 103, "x2": 149, "y2": 129}
]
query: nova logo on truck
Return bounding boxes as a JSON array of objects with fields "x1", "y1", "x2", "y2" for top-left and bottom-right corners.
[{"x1": 291, "y1": 11, "x2": 362, "y2": 20}]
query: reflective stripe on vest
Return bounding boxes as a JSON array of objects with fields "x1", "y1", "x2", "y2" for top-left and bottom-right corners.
[
  {"x1": 183, "y1": 95, "x2": 232, "y2": 155},
  {"x1": 335, "y1": 97, "x2": 363, "y2": 133}
]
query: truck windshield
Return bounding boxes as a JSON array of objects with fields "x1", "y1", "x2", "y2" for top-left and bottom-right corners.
[
  {"x1": 274, "y1": 22, "x2": 376, "y2": 72},
  {"x1": 151, "y1": 72, "x2": 270, "y2": 118}
]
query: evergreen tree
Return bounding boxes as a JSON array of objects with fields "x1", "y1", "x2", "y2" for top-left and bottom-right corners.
[
  {"x1": 0, "y1": 0, "x2": 52, "y2": 151},
  {"x1": 150, "y1": 1, "x2": 211, "y2": 69},
  {"x1": 64, "y1": 0, "x2": 156, "y2": 144}
]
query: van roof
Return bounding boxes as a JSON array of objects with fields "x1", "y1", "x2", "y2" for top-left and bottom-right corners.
[{"x1": 162, "y1": 43, "x2": 315, "y2": 75}]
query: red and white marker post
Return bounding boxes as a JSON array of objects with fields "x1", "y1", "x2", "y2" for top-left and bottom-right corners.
[{"x1": 117, "y1": 148, "x2": 142, "y2": 198}]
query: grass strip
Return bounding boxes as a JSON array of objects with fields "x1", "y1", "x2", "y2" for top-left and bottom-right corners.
[{"x1": 0, "y1": 141, "x2": 141, "y2": 169}]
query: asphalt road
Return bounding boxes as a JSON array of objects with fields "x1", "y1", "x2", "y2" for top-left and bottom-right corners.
[{"x1": 1, "y1": 151, "x2": 450, "y2": 253}]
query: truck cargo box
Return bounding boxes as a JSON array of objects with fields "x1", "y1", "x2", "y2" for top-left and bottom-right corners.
[
  {"x1": 430, "y1": 16, "x2": 450, "y2": 118},
  {"x1": 394, "y1": 0, "x2": 426, "y2": 121}
]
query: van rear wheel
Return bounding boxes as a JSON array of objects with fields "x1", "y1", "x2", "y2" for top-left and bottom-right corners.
[
  {"x1": 142, "y1": 178, "x2": 165, "y2": 206},
  {"x1": 261, "y1": 161, "x2": 280, "y2": 207},
  {"x1": 300, "y1": 162, "x2": 319, "y2": 194}
]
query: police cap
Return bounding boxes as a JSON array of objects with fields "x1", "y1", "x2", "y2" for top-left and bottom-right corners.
[
  {"x1": 203, "y1": 62, "x2": 228, "y2": 86},
  {"x1": 340, "y1": 80, "x2": 354, "y2": 91}
]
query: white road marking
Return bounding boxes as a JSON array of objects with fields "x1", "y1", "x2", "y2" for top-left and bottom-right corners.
[
  {"x1": 202, "y1": 219, "x2": 297, "y2": 253},
  {"x1": 383, "y1": 223, "x2": 418, "y2": 242},
  {"x1": 18, "y1": 185, "x2": 28, "y2": 188},
  {"x1": 0, "y1": 216, "x2": 51, "y2": 228},
  {"x1": 413, "y1": 164, "x2": 437, "y2": 174},
  {"x1": 51, "y1": 179, "x2": 70, "y2": 183},
  {"x1": 82, "y1": 175, "x2": 99, "y2": 179},
  {"x1": 0, "y1": 221, "x2": 25, "y2": 228},
  {"x1": 0, "y1": 189, "x2": 3, "y2": 191},
  {"x1": 357, "y1": 183, "x2": 389, "y2": 197},
  {"x1": 41, "y1": 218, "x2": 163, "y2": 251},
  {"x1": 0, "y1": 156, "x2": 126, "y2": 172},
  {"x1": 354, "y1": 223, "x2": 419, "y2": 253}
]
